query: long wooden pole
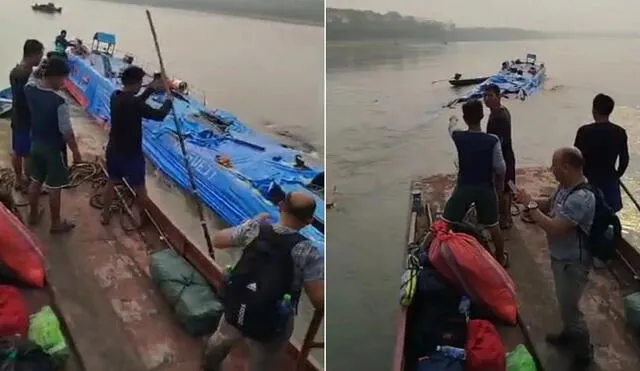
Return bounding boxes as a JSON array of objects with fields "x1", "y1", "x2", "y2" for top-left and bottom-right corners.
[{"x1": 145, "y1": 9, "x2": 215, "y2": 258}]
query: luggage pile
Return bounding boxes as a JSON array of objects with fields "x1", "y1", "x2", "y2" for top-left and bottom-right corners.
[
  {"x1": 0, "y1": 287, "x2": 68, "y2": 370},
  {"x1": 401, "y1": 220, "x2": 537, "y2": 371},
  {"x1": 0, "y1": 203, "x2": 67, "y2": 370},
  {"x1": 150, "y1": 248, "x2": 224, "y2": 336}
]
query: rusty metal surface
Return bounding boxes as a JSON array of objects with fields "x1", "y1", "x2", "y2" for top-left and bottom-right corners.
[{"x1": 397, "y1": 167, "x2": 640, "y2": 371}]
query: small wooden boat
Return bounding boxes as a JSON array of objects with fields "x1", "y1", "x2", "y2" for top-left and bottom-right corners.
[
  {"x1": 448, "y1": 73, "x2": 489, "y2": 87},
  {"x1": 0, "y1": 87, "x2": 12, "y2": 117},
  {"x1": 0, "y1": 96, "x2": 324, "y2": 370},
  {"x1": 394, "y1": 168, "x2": 640, "y2": 371},
  {"x1": 31, "y1": 3, "x2": 62, "y2": 13}
]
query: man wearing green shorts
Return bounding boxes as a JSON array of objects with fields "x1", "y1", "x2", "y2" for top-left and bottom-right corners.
[
  {"x1": 24, "y1": 56, "x2": 82, "y2": 234},
  {"x1": 443, "y1": 100, "x2": 508, "y2": 267}
]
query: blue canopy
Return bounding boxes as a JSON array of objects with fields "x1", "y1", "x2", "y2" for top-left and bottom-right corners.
[{"x1": 93, "y1": 32, "x2": 116, "y2": 45}]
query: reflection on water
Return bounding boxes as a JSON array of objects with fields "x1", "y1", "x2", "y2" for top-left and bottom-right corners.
[{"x1": 327, "y1": 41, "x2": 448, "y2": 72}]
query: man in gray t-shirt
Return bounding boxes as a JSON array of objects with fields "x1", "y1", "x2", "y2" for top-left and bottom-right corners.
[
  {"x1": 203, "y1": 192, "x2": 324, "y2": 371},
  {"x1": 516, "y1": 147, "x2": 595, "y2": 369}
]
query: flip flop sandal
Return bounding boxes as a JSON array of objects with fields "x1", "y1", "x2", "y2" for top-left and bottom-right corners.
[{"x1": 50, "y1": 220, "x2": 76, "y2": 235}]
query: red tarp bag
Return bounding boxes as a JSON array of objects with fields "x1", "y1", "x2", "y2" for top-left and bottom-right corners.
[
  {"x1": 0, "y1": 285, "x2": 29, "y2": 337},
  {"x1": 465, "y1": 319, "x2": 506, "y2": 371},
  {"x1": 0, "y1": 202, "x2": 46, "y2": 287},
  {"x1": 428, "y1": 221, "x2": 518, "y2": 324}
]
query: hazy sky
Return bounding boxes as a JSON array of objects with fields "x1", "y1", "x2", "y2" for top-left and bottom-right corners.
[{"x1": 329, "y1": 0, "x2": 640, "y2": 32}]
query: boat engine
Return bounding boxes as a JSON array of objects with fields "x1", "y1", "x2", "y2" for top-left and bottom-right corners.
[{"x1": 123, "y1": 54, "x2": 134, "y2": 64}]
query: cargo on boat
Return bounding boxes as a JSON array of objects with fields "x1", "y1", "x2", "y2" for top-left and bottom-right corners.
[
  {"x1": 446, "y1": 53, "x2": 546, "y2": 107},
  {"x1": 63, "y1": 31, "x2": 325, "y2": 253},
  {"x1": 394, "y1": 167, "x2": 640, "y2": 371}
]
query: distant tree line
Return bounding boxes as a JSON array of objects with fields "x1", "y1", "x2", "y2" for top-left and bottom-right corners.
[
  {"x1": 103, "y1": 0, "x2": 324, "y2": 25},
  {"x1": 326, "y1": 8, "x2": 554, "y2": 42}
]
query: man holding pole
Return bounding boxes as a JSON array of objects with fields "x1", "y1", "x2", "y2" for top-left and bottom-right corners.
[{"x1": 100, "y1": 66, "x2": 171, "y2": 226}]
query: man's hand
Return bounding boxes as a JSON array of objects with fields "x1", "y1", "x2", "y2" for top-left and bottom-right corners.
[
  {"x1": 150, "y1": 75, "x2": 169, "y2": 92},
  {"x1": 72, "y1": 150, "x2": 82, "y2": 165},
  {"x1": 254, "y1": 213, "x2": 272, "y2": 223},
  {"x1": 515, "y1": 188, "x2": 532, "y2": 204}
]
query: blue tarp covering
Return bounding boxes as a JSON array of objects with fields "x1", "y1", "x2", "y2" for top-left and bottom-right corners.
[
  {"x1": 451, "y1": 59, "x2": 546, "y2": 106},
  {"x1": 66, "y1": 52, "x2": 325, "y2": 254},
  {"x1": 93, "y1": 32, "x2": 116, "y2": 45}
]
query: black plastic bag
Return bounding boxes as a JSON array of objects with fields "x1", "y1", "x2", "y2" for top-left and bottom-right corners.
[{"x1": 0, "y1": 336, "x2": 54, "y2": 371}]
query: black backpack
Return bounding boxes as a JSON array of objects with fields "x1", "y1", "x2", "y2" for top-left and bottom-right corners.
[
  {"x1": 223, "y1": 223, "x2": 305, "y2": 342},
  {"x1": 568, "y1": 183, "x2": 622, "y2": 262}
]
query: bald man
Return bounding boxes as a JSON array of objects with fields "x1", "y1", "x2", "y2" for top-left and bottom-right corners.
[
  {"x1": 203, "y1": 191, "x2": 324, "y2": 371},
  {"x1": 516, "y1": 147, "x2": 594, "y2": 369}
]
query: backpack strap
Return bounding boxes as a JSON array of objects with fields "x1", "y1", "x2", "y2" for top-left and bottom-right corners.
[{"x1": 257, "y1": 223, "x2": 307, "y2": 251}]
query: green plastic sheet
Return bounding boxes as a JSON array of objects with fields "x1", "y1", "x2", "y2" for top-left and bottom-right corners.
[
  {"x1": 28, "y1": 306, "x2": 69, "y2": 365},
  {"x1": 507, "y1": 344, "x2": 535, "y2": 371}
]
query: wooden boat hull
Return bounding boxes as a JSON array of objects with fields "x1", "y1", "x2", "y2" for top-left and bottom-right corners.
[
  {"x1": 448, "y1": 77, "x2": 489, "y2": 87},
  {"x1": 31, "y1": 5, "x2": 62, "y2": 13},
  {"x1": 394, "y1": 167, "x2": 640, "y2": 371}
]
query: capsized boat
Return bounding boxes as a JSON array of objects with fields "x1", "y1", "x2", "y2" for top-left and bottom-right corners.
[
  {"x1": 446, "y1": 53, "x2": 546, "y2": 107},
  {"x1": 63, "y1": 32, "x2": 325, "y2": 253},
  {"x1": 448, "y1": 73, "x2": 489, "y2": 87},
  {"x1": 31, "y1": 3, "x2": 62, "y2": 13},
  {"x1": 394, "y1": 168, "x2": 640, "y2": 371},
  {"x1": 0, "y1": 87, "x2": 12, "y2": 117}
]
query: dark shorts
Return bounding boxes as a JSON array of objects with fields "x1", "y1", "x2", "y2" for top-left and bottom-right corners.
[
  {"x1": 595, "y1": 181, "x2": 622, "y2": 213},
  {"x1": 30, "y1": 142, "x2": 70, "y2": 188},
  {"x1": 442, "y1": 184, "x2": 499, "y2": 227},
  {"x1": 106, "y1": 150, "x2": 145, "y2": 188},
  {"x1": 11, "y1": 128, "x2": 31, "y2": 157}
]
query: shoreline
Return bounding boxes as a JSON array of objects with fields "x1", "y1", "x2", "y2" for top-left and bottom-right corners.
[{"x1": 96, "y1": 0, "x2": 323, "y2": 27}]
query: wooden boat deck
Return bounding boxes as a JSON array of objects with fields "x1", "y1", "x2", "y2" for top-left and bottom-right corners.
[
  {"x1": 397, "y1": 167, "x2": 640, "y2": 371},
  {"x1": 0, "y1": 91, "x2": 323, "y2": 370}
]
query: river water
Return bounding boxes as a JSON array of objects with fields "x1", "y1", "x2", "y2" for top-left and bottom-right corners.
[
  {"x1": 0, "y1": 0, "x2": 324, "y2": 156},
  {"x1": 326, "y1": 38, "x2": 640, "y2": 370}
]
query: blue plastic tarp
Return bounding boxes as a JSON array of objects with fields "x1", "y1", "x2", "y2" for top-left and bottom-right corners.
[
  {"x1": 456, "y1": 67, "x2": 546, "y2": 104},
  {"x1": 66, "y1": 54, "x2": 325, "y2": 254}
]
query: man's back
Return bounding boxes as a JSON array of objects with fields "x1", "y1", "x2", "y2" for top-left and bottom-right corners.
[
  {"x1": 23, "y1": 83, "x2": 66, "y2": 148},
  {"x1": 574, "y1": 122, "x2": 628, "y2": 183},
  {"x1": 9, "y1": 64, "x2": 33, "y2": 131},
  {"x1": 452, "y1": 131, "x2": 500, "y2": 187}
]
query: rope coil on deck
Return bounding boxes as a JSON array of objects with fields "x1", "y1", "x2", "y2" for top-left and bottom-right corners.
[{"x1": 0, "y1": 161, "x2": 136, "y2": 231}]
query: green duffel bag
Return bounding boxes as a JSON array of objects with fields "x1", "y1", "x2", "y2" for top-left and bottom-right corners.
[
  {"x1": 506, "y1": 344, "x2": 535, "y2": 371},
  {"x1": 623, "y1": 292, "x2": 640, "y2": 333},
  {"x1": 150, "y1": 249, "x2": 223, "y2": 336}
]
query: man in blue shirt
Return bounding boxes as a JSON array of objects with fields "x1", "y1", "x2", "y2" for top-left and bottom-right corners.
[
  {"x1": 54, "y1": 30, "x2": 69, "y2": 53},
  {"x1": 443, "y1": 100, "x2": 508, "y2": 267},
  {"x1": 24, "y1": 57, "x2": 81, "y2": 234},
  {"x1": 9, "y1": 39, "x2": 44, "y2": 192},
  {"x1": 100, "y1": 66, "x2": 171, "y2": 226}
]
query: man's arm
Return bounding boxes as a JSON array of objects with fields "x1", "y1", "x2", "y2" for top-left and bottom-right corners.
[
  {"x1": 492, "y1": 139, "x2": 506, "y2": 192},
  {"x1": 213, "y1": 219, "x2": 259, "y2": 250},
  {"x1": 139, "y1": 99, "x2": 172, "y2": 122},
  {"x1": 573, "y1": 127, "x2": 583, "y2": 150},
  {"x1": 617, "y1": 130, "x2": 629, "y2": 178},
  {"x1": 296, "y1": 242, "x2": 324, "y2": 312},
  {"x1": 57, "y1": 103, "x2": 80, "y2": 157},
  {"x1": 529, "y1": 190, "x2": 592, "y2": 236}
]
